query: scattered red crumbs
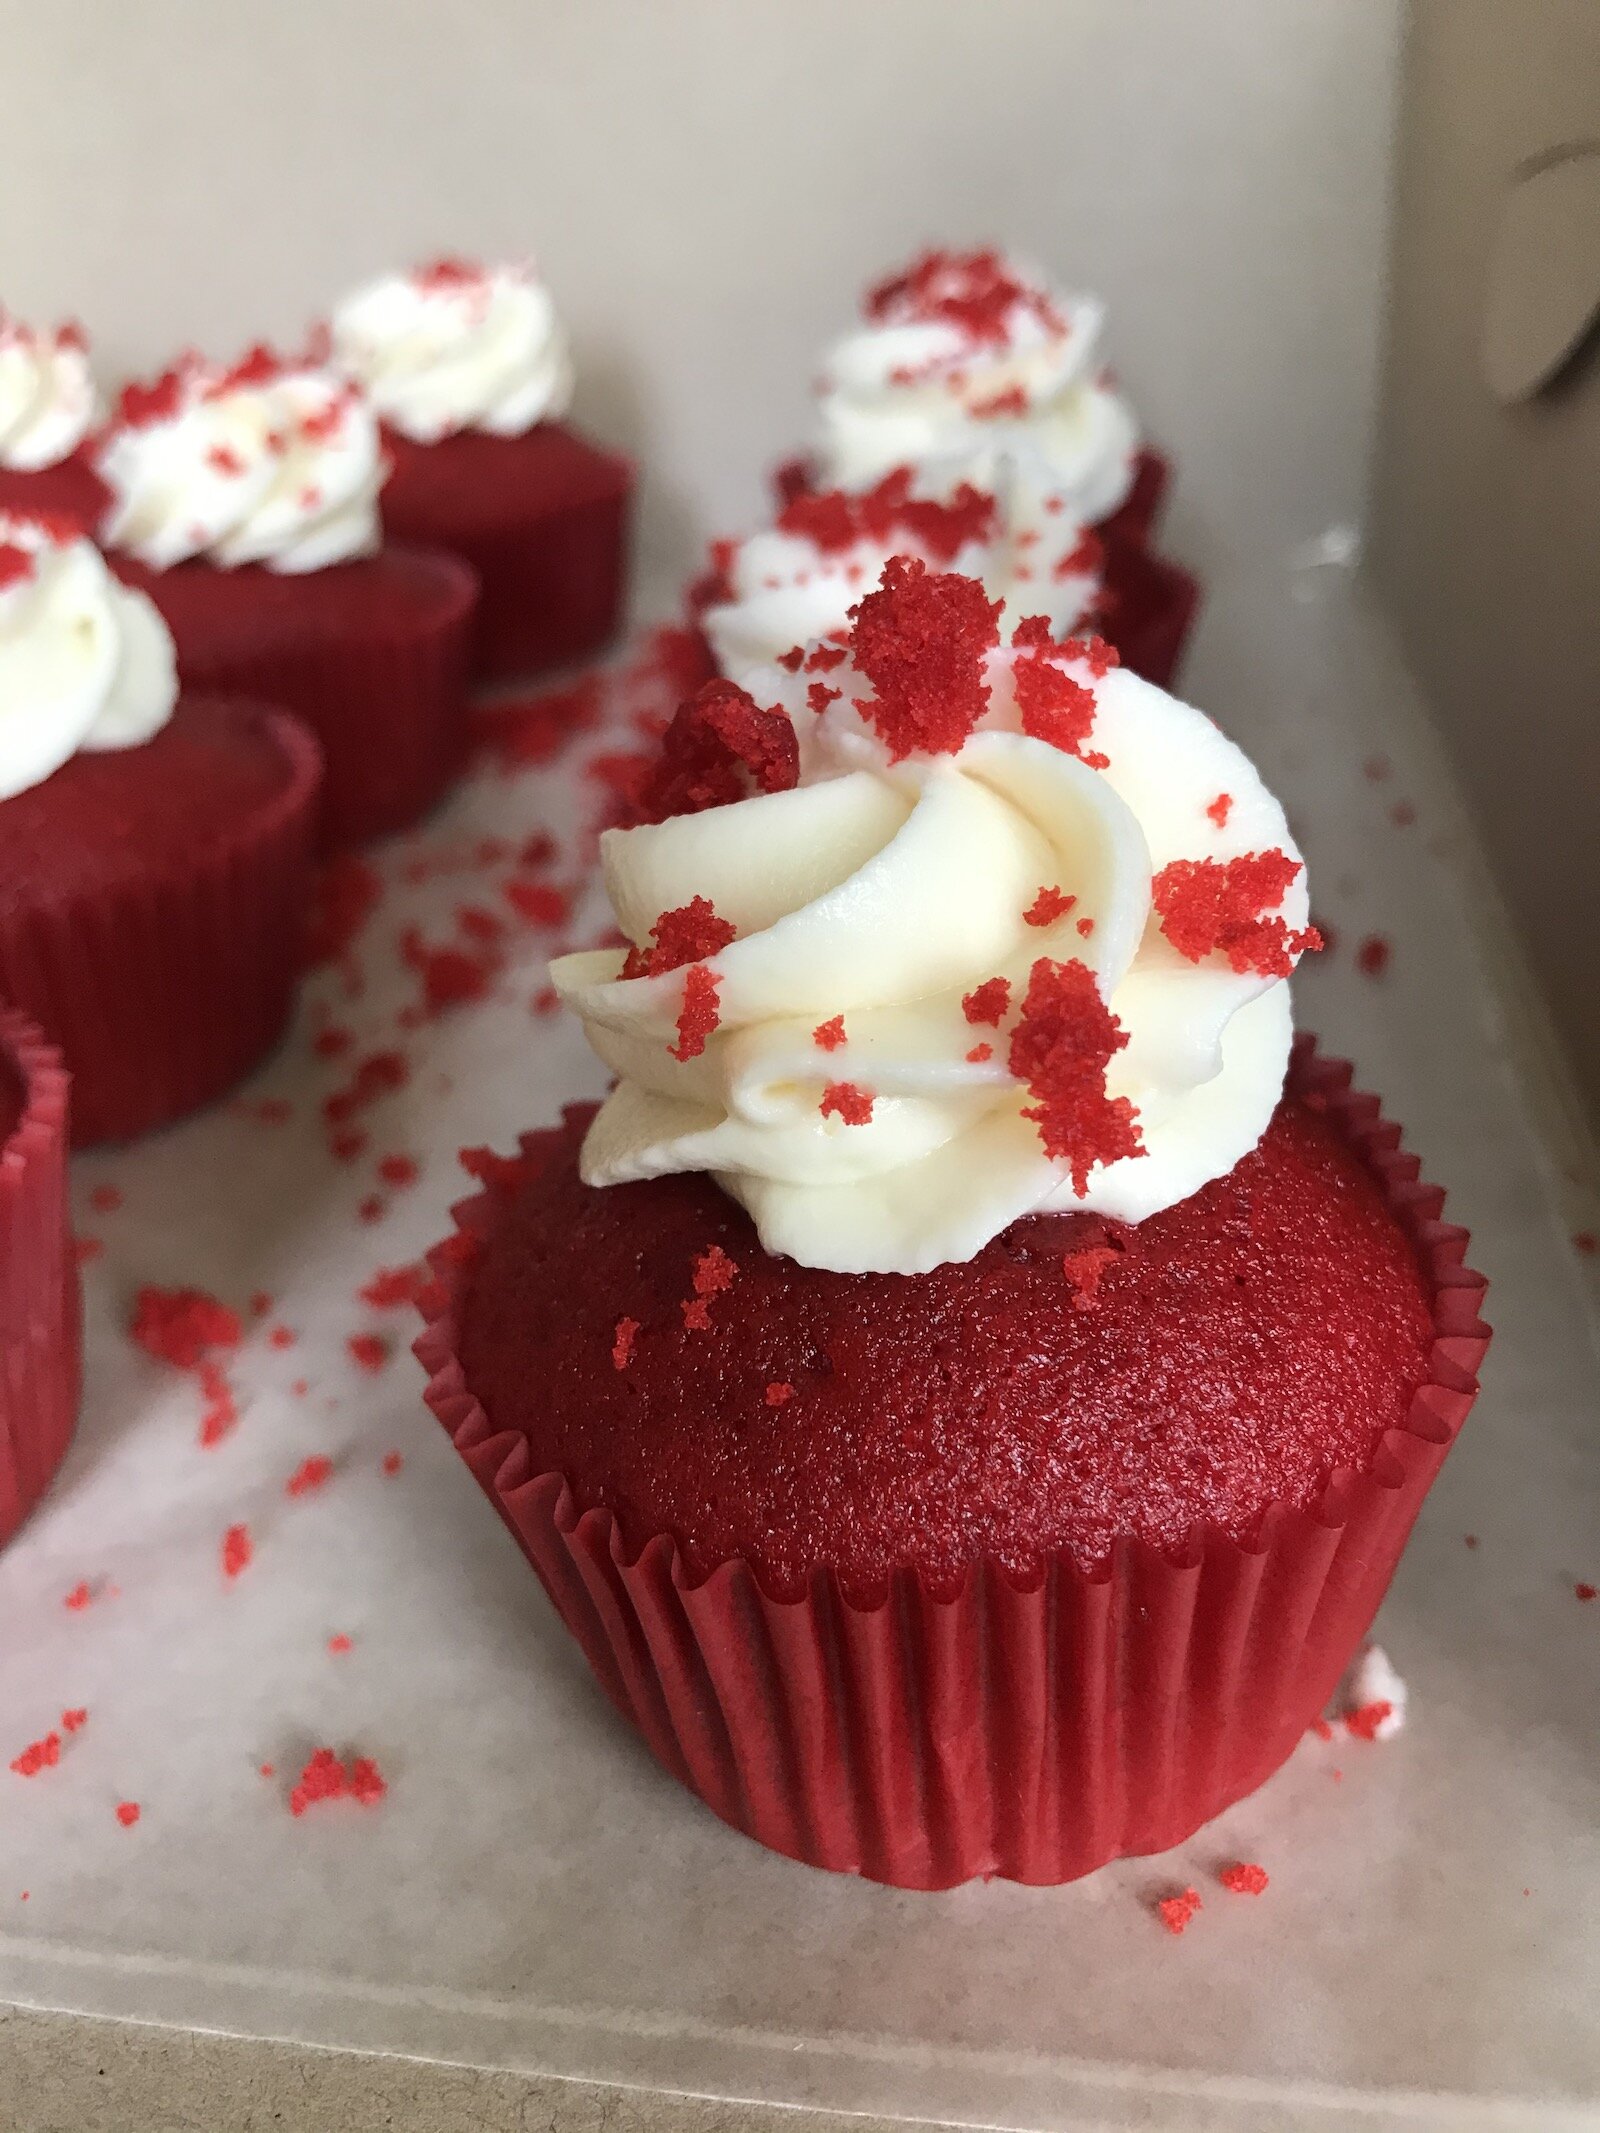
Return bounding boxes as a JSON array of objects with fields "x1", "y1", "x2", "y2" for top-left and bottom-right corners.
[
  {"x1": 1576, "y1": 1583, "x2": 1597, "y2": 1602},
  {"x1": 249, "y1": 1290, "x2": 272, "y2": 1319},
  {"x1": 1363, "y1": 754, "x2": 1391, "y2": 782},
  {"x1": 323, "y1": 1051, "x2": 408, "y2": 1131},
  {"x1": 1024, "y1": 885, "x2": 1076, "y2": 928},
  {"x1": 10, "y1": 1733, "x2": 60, "y2": 1778},
  {"x1": 1010, "y1": 615, "x2": 1102, "y2": 761},
  {"x1": 503, "y1": 878, "x2": 573, "y2": 929},
  {"x1": 1152, "y1": 851, "x2": 1319, "y2": 977},
  {"x1": 1076, "y1": 917, "x2": 1095, "y2": 938},
  {"x1": 962, "y1": 977, "x2": 1011, "y2": 1026},
  {"x1": 221, "y1": 1523, "x2": 252, "y2": 1579},
  {"x1": 305, "y1": 853, "x2": 381, "y2": 968},
  {"x1": 358, "y1": 1264, "x2": 428, "y2": 1309},
  {"x1": 1356, "y1": 933, "x2": 1392, "y2": 979},
  {"x1": 115, "y1": 1802, "x2": 140, "y2": 1829},
  {"x1": 1062, "y1": 1244, "x2": 1121, "y2": 1311},
  {"x1": 381, "y1": 1451, "x2": 404, "y2": 1477},
  {"x1": 63, "y1": 1581, "x2": 93, "y2": 1612},
  {"x1": 1464, "y1": 1534, "x2": 1479, "y2": 1549},
  {"x1": 357, "y1": 1195, "x2": 385, "y2": 1225},
  {"x1": 777, "y1": 466, "x2": 996, "y2": 564},
  {"x1": 197, "y1": 1360, "x2": 238, "y2": 1448},
  {"x1": 807, "y1": 681, "x2": 841, "y2": 715},
  {"x1": 74, "y1": 1236, "x2": 103, "y2": 1265},
  {"x1": 60, "y1": 1709, "x2": 87, "y2": 1735},
  {"x1": 313, "y1": 1025, "x2": 352, "y2": 1059},
  {"x1": 469, "y1": 675, "x2": 602, "y2": 772},
  {"x1": 130, "y1": 1287, "x2": 241, "y2": 1370},
  {"x1": 621, "y1": 896, "x2": 738, "y2": 980},
  {"x1": 848, "y1": 557, "x2": 1000, "y2": 762},
  {"x1": 693, "y1": 1246, "x2": 738, "y2": 1299},
  {"x1": 288, "y1": 1748, "x2": 386, "y2": 1816},
  {"x1": 820, "y1": 1081, "x2": 875, "y2": 1125},
  {"x1": 1390, "y1": 799, "x2": 1417, "y2": 828},
  {"x1": 267, "y1": 1324, "x2": 296, "y2": 1350},
  {"x1": 1206, "y1": 793, "x2": 1234, "y2": 829},
  {"x1": 285, "y1": 1455, "x2": 334, "y2": 1498},
  {"x1": 633, "y1": 678, "x2": 800, "y2": 823},
  {"x1": 327, "y1": 1634, "x2": 353, "y2": 1655},
  {"x1": 765, "y1": 1382, "x2": 795, "y2": 1406},
  {"x1": 88, "y1": 1183, "x2": 122, "y2": 1214},
  {"x1": 377, "y1": 1153, "x2": 419, "y2": 1189},
  {"x1": 966, "y1": 1042, "x2": 994, "y2": 1063},
  {"x1": 1344, "y1": 1700, "x2": 1394, "y2": 1742},
  {"x1": 813, "y1": 1015, "x2": 847, "y2": 1052},
  {"x1": 347, "y1": 1333, "x2": 389, "y2": 1374},
  {"x1": 1219, "y1": 1862, "x2": 1269, "y2": 1896},
  {"x1": 1008, "y1": 959, "x2": 1143, "y2": 1187},
  {"x1": 291, "y1": 1379, "x2": 309, "y2": 1398},
  {"x1": 671, "y1": 963, "x2": 723, "y2": 1061},
  {"x1": 329, "y1": 1127, "x2": 368, "y2": 1165},
  {"x1": 400, "y1": 926, "x2": 497, "y2": 1015},
  {"x1": 530, "y1": 986, "x2": 560, "y2": 1018},
  {"x1": 1310, "y1": 1717, "x2": 1334, "y2": 1742},
  {"x1": 611, "y1": 1317, "x2": 639, "y2": 1371},
  {"x1": 865, "y1": 247, "x2": 1062, "y2": 344},
  {"x1": 1574, "y1": 1231, "x2": 1598, "y2": 1256},
  {"x1": 681, "y1": 1298, "x2": 712, "y2": 1333},
  {"x1": 455, "y1": 902, "x2": 505, "y2": 946},
  {"x1": 1156, "y1": 1886, "x2": 1202, "y2": 1937},
  {"x1": 259, "y1": 1763, "x2": 275, "y2": 1779},
  {"x1": 971, "y1": 382, "x2": 1029, "y2": 419}
]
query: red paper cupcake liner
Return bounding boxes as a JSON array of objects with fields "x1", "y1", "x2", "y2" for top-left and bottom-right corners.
[
  {"x1": 0, "y1": 707, "x2": 322, "y2": 1146},
  {"x1": 0, "y1": 451, "x2": 113, "y2": 536},
  {"x1": 1102, "y1": 540, "x2": 1202, "y2": 692},
  {"x1": 0, "y1": 1012, "x2": 79, "y2": 1545},
  {"x1": 417, "y1": 1039, "x2": 1489, "y2": 1888}
]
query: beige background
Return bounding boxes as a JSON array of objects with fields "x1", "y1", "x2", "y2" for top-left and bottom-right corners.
[{"x1": 0, "y1": 0, "x2": 1401, "y2": 583}]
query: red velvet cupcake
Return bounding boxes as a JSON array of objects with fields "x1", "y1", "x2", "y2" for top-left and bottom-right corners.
[
  {"x1": 331, "y1": 260, "x2": 632, "y2": 682},
  {"x1": 96, "y1": 348, "x2": 476, "y2": 848},
  {"x1": 0, "y1": 1010, "x2": 78, "y2": 1546},
  {"x1": 0, "y1": 515, "x2": 322, "y2": 1144},
  {"x1": 0, "y1": 309, "x2": 110, "y2": 532},
  {"x1": 418, "y1": 561, "x2": 1487, "y2": 1886}
]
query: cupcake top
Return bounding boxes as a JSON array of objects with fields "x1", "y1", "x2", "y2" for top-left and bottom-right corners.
[
  {"x1": 0, "y1": 512, "x2": 176, "y2": 801},
  {"x1": 553, "y1": 558, "x2": 1319, "y2": 1275},
  {"x1": 330, "y1": 258, "x2": 573, "y2": 444},
  {"x1": 0, "y1": 312, "x2": 97, "y2": 473},
  {"x1": 700, "y1": 465, "x2": 1103, "y2": 695},
  {"x1": 813, "y1": 247, "x2": 1139, "y2": 523},
  {"x1": 96, "y1": 348, "x2": 383, "y2": 574}
]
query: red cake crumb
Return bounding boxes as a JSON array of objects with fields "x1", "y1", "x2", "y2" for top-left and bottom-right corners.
[
  {"x1": 776, "y1": 467, "x2": 996, "y2": 564},
  {"x1": 88, "y1": 1183, "x2": 122, "y2": 1215},
  {"x1": 382, "y1": 1451, "x2": 404, "y2": 1476},
  {"x1": 1219, "y1": 1861, "x2": 1269, "y2": 1896},
  {"x1": 267, "y1": 1325, "x2": 296, "y2": 1349},
  {"x1": 1206, "y1": 793, "x2": 1233, "y2": 828},
  {"x1": 401, "y1": 927, "x2": 497, "y2": 1016},
  {"x1": 681, "y1": 1298, "x2": 712, "y2": 1332},
  {"x1": 1356, "y1": 934, "x2": 1392, "y2": 979},
  {"x1": 285, "y1": 1455, "x2": 334, "y2": 1498},
  {"x1": 671, "y1": 964, "x2": 722, "y2": 1062},
  {"x1": 75, "y1": 1237, "x2": 103, "y2": 1264},
  {"x1": 324, "y1": 1050, "x2": 408, "y2": 1127},
  {"x1": 62, "y1": 1582, "x2": 92, "y2": 1612},
  {"x1": 633, "y1": 679, "x2": 800, "y2": 823},
  {"x1": 693, "y1": 1246, "x2": 738, "y2": 1298},
  {"x1": 1008, "y1": 959, "x2": 1143, "y2": 1188},
  {"x1": 358, "y1": 1264, "x2": 428, "y2": 1309},
  {"x1": 1576, "y1": 1582, "x2": 1597, "y2": 1602},
  {"x1": 1574, "y1": 1231, "x2": 1598, "y2": 1256},
  {"x1": 313, "y1": 1026, "x2": 352, "y2": 1060},
  {"x1": 469, "y1": 676, "x2": 602, "y2": 772},
  {"x1": 60, "y1": 1709, "x2": 87, "y2": 1734},
  {"x1": 1024, "y1": 885, "x2": 1076, "y2": 927},
  {"x1": 1156, "y1": 1886, "x2": 1202, "y2": 1936},
  {"x1": 1152, "y1": 851, "x2": 1319, "y2": 977},
  {"x1": 1062, "y1": 1244, "x2": 1120, "y2": 1311},
  {"x1": 357, "y1": 1196, "x2": 385, "y2": 1225},
  {"x1": 965, "y1": 1042, "x2": 994, "y2": 1063},
  {"x1": 611, "y1": 1317, "x2": 639, "y2": 1371},
  {"x1": 1390, "y1": 800, "x2": 1417, "y2": 828},
  {"x1": 962, "y1": 977, "x2": 1011, "y2": 1026},
  {"x1": 221, "y1": 1524, "x2": 252, "y2": 1580},
  {"x1": 1309, "y1": 1717, "x2": 1334, "y2": 1741},
  {"x1": 820, "y1": 1082, "x2": 875, "y2": 1125},
  {"x1": 1010, "y1": 615, "x2": 1102, "y2": 760},
  {"x1": 813, "y1": 1015, "x2": 847, "y2": 1052},
  {"x1": 865, "y1": 247, "x2": 1062, "y2": 344},
  {"x1": 378, "y1": 1154, "x2": 419, "y2": 1189},
  {"x1": 807, "y1": 682, "x2": 841, "y2": 715},
  {"x1": 197, "y1": 1361, "x2": 238, "y2": 1448},
  {"x1": 503, "y1": 878, "x2": 572, "y2": 928},
  {"x1": 622, "y1": 897, "x2": 738, "y2": 980},
  {"x1": 1344, "y1": 1699, "x2": 1393, "y2": 1742},
  {"x1": 330, "y1": 1128, "x2": 369, "y2": 1165},
  {"x1": 10, "y1": 1733, "x2": 61, "y2": 1778},
  {"x1": 455, "y1": 902, "x2": 505, "y2": 946},
  {"x1": 847, "y1": 557, "x2": 1000, "y2": 761},
  {"x1": 971, "y1": 383, "x2": 1030, "y2": 419},
  {"x1": 348, "y1": 1333, "x2": 389, "y2": 1374},
  {"x1": 327, "y1": 1634, "x2": 353, "y2": 1656},
  {"x1": 131, "y1": 1287, "x2": 241, "y2": 1370},
  {"x1": 287, "y1": 1749, "x2": 388, "y2": 1817},
  {"x1": 1077, "y1": 917, "x2": 1095, "y2": 938},
  {"x1": 115, "y1": 1801, "x2": 140, "y2": 1829},
  {"x1": 765, "y1": 1382, "x2": 795, "y2": 1406}
]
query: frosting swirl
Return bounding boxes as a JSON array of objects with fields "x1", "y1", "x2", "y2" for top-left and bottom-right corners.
[
  {"x1": 331, "y1": 258, "x2": 573, "y2": 443},
  {"x1": 0, "y1": 314, "x2": 96, "y2": 471},
  {"x1": 96, "y1": 350, "x2": 383, "y2": 574},
  {"x1": 554, "y1": 560, "x2": 1317, "y2": 1275},
  {"x1": 701, "y1": 464, "x2": 1102, "y2": 694},
  {"x1": 814, "y1": 248, "x2": 1139, "y2": 524},
  {"x1": 0, "y1": 513, "x2": 177, "y2": 801}
]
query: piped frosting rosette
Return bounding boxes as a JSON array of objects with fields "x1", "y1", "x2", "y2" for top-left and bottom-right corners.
[
  {"x1": 554, "y1": 559, "x2": 1318, "y2": 1275},
  {"x1": 0, "y1": 313, "x2": 96, "y2": 471},
  {"x1": 814, "y1": 248, "x2": 1139, "y2": 524}
]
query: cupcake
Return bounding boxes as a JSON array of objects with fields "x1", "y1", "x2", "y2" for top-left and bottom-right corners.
[
  {"x1": 331, "y1": 259, "x2": 633, "y2": 682},
  {"x1": 0, "y1": 309, "x2": 110, "y2": 531},
  {"x1": 96, "y1": 347, "x2": 477, "y2": 848},
  {"x1": 418, "y1": 559, "x2": 1488, "y2": 1887},
  {"x1": 0, "y1": 513, "x2": 322, "y2": 1144},
  {"x1": 0, "y1": 1009, "x2": 78, "y2": 1545},
  {"x1": 780, "y1": 248, "x2": 1199, "y2": 688}
]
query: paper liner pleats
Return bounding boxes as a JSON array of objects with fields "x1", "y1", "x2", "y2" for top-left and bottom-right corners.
[
  {"x1": 417, "y1": 1039, "x2": 1490, "y2": 1888},
  {"x1": 0, "y1": 1012, "x2": 78, "y2": 1545}
]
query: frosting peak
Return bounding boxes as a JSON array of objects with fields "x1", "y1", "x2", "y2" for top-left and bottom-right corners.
[
  {"x1": 0, "y1": 513, "x2": 177, "y2": 800},
  {"x1": 331, "y1": 259, "x2": 573, "y2": 443},
  {"x1": 554, "y1": 561, "x2": 1318, "y2": 1274},
  {"x1": 0, "y1": 313, "x2": 97, "y2": 471}
]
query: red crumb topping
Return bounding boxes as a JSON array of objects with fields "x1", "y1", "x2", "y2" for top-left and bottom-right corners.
[
  {"x1": 965, "y1": 1042, "x2": 994, "y2": 1063},
  {"x1": 60, "y1": 1709, "x2": 86, "y2": 1734},
  {"x1": 776, "y1": 467, "x2": 996, "y2": 565},
  {"x1": 0, "y1": 542, "x2": 38, "y2": 594},
  {"x1": 1206, "y1": 793, "x2": 1234, "y2": 828},
  {"x1": 327, "y1": 1634, "x2": 353, "y2": 1656},
  {"x1": 864, "y1": 248, "x2": 1063, "y2": 345},
  {"x1": 807, "y1": 681, "x2": 841, "y2": 715},
  {"x1": 1152, "y1": 851, "x2": 1320, "y2": 977},
  {"x1": 221, "y1": 1524, "x2": 252, "y2": 1580},
  {"x1": 1008, "y1": 958, "x2": 1143, "y2": 1189},
  {"x1": 820, "y1": 1081, "x2": 875, "y2": 1125},
  {"x1": 348, "y1": 1333, "x2": 389, "y2": 1374},
  {"x1": 847, "y1": 557, "x2": 1001, "y2": 761},
  {"x1": 503, "y1": 878, "x2": 572, "y2": 928},
  {"x1": 1356, "y1": 933, "x2": 1392, "y2": 979},
  {"x1": 324, "y1": 1049, "x2": 408, "y2": 1127},
  {"x1": 312, "y1": 1026, "x2": 351, "y2": 1059},
  {"x1": 1062, "y1": 1243, "x2": 1121, "y2": 1311},
  {"x1": 813, "y1": 1015, "x2": 847, "y2": 1052},
  {"x1": 1010, "y1": 616, "x2": 1102, "y2": 761},
  {"x1": 1061, "y1": 632, "x2": 1119, "y2": 679},
  {"x1": 10, "y1": 1733, "x2": 61, "y2": 1777},
  {"x1": 1576, "y1": 1582, "x2": 1597, "y2": 1602},
  {"x1": 634, "y1": 679, "x2": 799, "y2": 823},
  {"x1": 962, "y1": 977, "x2": 1011, "y2": 1026},
  {"x1": 611, "y1": 1317, "x2": 639, "y2": 1372},
  {"x1": 285, "y1": 1455, "x2": 334, "y2": 1498},
  {"x1": 358, "y1": 1264, "x2": 428, "y2": 1309},
  {"x1": 671, "y1": 963, "x2": 723, "y2": 1062},
  {"x1": 382, "y1": 1451, "x2": 404, "y2": 1476},
  {"x1": 400, "y1": 927, "x2": 497, "y2": 1015},
  {"x1": 971, "y1": 383, "x2": 1030, "y2": 419},
  {"x1": 357, "y1": 1197, "x2": 384, "y2": 1225},
  {"x1": 1054, "y1": 528, "x2": 1105, "y2": 580},
  {"x1": 378, "y1": 1153, "x2": 419, "y2": 1188},
  {"x1": 288, "y1": 1748, "x2": 387, "y2": 1817},
  {"x1": 1157, "y1": 1887, "x2": 1202, "y2": 1937},
  {"x1": 1024, "y1": 885, "x2": 1077, "y2": 927},
  {"x1": 765, "y1": 1382, "x2": 795, "y2": 1406},
  {"x1": 1220, "y1": 1862, "x2": 1269, "y2": 1896},
  {"x1": 1344, "y1": 1699, "x2": 1393, "y2": 1742},
  {"x1": 131, "y1": 1287, "x2": 241, "y2": 1370},
  {"x1": 204, "y1": 441, "x2": 246, "y2": 477},
  {"x1": 197, "y1": 1360, "x2": 237, "y2": 1448},
  {"x1": 682, "y1": 1299, "x2": 712, "y2": 1333},
  {"x1": 622, "y1": 897, "x2": 738, "y2": 980},
  {"x1": 115, "y1": 1802, "x2": 141, "y2": 1829},
  {"x1": 693, "y1": 1245, "x2": 738, "y2": 1298},
  {"x1": 63, "y1": 1582, "x2": 92, "y2": 1612}
]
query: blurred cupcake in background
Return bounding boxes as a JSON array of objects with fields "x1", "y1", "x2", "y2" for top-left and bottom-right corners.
[
  {"x1": 332, "y1": 258, "x2": 633, "y2": 682},
  {"x1": 96, "y1": 345, "x2": 476, "y2": 847},
  {"x1": 0, "y1": 308, "x2": 110, "y2": 530},
  {"x1": 0, "y1": 512, "x2": 322, "y2": 1143}
]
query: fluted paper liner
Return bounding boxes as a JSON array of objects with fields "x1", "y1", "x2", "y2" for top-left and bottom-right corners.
[
  {"x1": 0, "y1": 1012, "x2": 79, "y2": 1545},
  {"x1": 0, "y1": 704, "x2": 322, "y2": 1147},
  {"x1": 416, "y1": 1038, "x2": 1490, "y2": 1888}
]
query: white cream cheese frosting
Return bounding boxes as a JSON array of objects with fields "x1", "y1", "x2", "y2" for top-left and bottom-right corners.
[
  {"x1": 96, "y1": 350, "x2": 383, "y2": 574},
  {"x1": 0, "y1": 314, "x2": 97, "y2": 471},
  {"x1": 814, "y1": 248, "x2": 1139, "y2": 524},
  {"x1": 553, "y1": 559, "x2": 1318, "y2": 1275},
  {"x1": 331, "y1": 258, "x2": 573, "y2": 443},
  {"x1": 0, "y1": 512, "x2": 177, "y2": 800}
]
